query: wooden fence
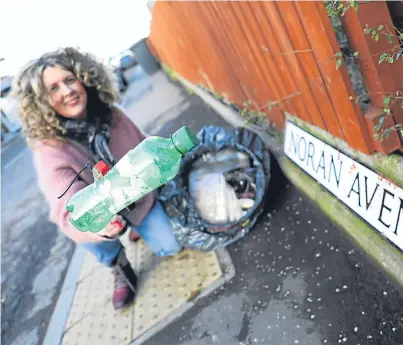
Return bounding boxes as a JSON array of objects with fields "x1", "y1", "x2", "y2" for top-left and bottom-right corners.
[{"x1": 148, "y1": 1, "x2": 403, "y2": 155}]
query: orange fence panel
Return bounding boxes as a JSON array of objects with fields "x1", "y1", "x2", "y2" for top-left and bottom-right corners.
[
  {"x1": 149, "y1": 1, "x2": 380, "y2": 154},
  {"x1": 295, "y1": 1, "x2": 373, "y2": 154},
  {"x1": 277, "y1": 1, "x2": 345, "y2": 140}
]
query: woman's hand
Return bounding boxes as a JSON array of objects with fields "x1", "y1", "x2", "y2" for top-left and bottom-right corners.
[{"x1": 98, "y1": 215, "x2": 126, "y2": 239}]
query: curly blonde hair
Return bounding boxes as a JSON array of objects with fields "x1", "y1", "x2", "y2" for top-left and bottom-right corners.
[{"x1": 12, "y1": 47, "x2": 120, "y2": 145}]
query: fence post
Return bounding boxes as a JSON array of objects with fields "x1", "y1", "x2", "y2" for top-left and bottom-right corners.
[{"x1": 342, "y1": 0, "x2": 403, "y2": 153}]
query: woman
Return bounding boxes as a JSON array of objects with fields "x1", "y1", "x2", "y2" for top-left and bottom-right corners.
[{"x1": 12, "y1": 47, "x2": 181, "y2": 309}]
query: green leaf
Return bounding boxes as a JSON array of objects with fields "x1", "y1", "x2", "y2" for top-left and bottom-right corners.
[
  {"x1": 335, "y1": 52, "x2": 343, "y2": 57},
  {"x1": 375, "y1": 34, "x2": 380, "y2": 41},
  {"x1": 399, "y1": 33, "x2": 403, "y2": 39},
  {"x1": 353, "y1": 51, "x2": 359, "y2": 57},
  {"x1": 377, "y1": 25, "x2": 384, "y2": 31},
  {"x1": 384, "y1": 108, "x2": 391, "y2": 115},
  {"x1": 379, "y1": 52, "x2": 390, "y2": 64},
  {"x1": 383, "y1": 96, "x2": 391, "y2": 106},
  {"x1": 336, "y1": 59, "x2": 342, "y2": 70},
  {"x1": 375, "y1": 116, "x2": 385, "y2": 130},
  {"x1": 386, "y1": 56, "x2": 394, "y2": 63},
  {"x1": 386, "y1": 33, "x2": 393, "y2": 44}
]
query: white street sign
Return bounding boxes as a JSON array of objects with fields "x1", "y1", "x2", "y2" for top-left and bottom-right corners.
[{"x1": 284, "y1": 121, "x2": 403, "y2": 251}]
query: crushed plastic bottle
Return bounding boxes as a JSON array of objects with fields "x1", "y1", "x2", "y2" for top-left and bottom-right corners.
[{"x1": 66, "y1": 126, "x2": 198, "y2": 232}]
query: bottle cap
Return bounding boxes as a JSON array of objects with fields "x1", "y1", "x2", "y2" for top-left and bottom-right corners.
[
  {"x1": 94, "y1": 160, "x2": 110, "y2": 176},
  {"x1": 171, "y1": 126, "x2": 198, "y2": 154}
]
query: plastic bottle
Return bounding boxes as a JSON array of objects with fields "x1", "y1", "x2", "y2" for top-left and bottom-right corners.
[{"x1": 65, "y1": 126, "x2": 198, "y2": 232}]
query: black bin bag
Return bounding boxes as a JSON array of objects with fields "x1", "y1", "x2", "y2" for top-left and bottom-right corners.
[{"x1": 159, "y1": 125, "x2": 271, "y2": 251}]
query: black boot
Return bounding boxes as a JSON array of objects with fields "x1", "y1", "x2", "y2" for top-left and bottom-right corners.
[{"x1": 111, "y1": 248, "x2": 137, "y2": 309}]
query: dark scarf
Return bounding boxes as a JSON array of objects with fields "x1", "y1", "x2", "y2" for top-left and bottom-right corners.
[
  {"x1": 61, "y1": 117, "x2": 116, "y2": 168},
  {"x1": 60, "y1": 115, "x2": 137, "y2": 218}
]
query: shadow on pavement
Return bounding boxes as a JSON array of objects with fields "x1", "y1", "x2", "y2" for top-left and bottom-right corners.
[{"x1": 263, "y1": 153, "x2": 290, "y2": 214}]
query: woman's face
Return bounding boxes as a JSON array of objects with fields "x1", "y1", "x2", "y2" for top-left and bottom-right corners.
[{"x1": 42, "y1": 66, "x2": 87, "y2": 120}]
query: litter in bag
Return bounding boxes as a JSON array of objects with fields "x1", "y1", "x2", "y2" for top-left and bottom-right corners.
[
  {"x1": 189, "y1": 171, "x2": 245, "y2": 225},
  {"x1": 159, "y1": 125, "x2": 271, "y2": 251}
]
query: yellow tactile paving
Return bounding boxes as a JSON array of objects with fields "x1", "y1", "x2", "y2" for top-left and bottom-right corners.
[
  {"x1": 66, "y1": 236, "x2": 137, "y2": 330},
  {"x1": 65, "y1": 265, "x2": 112, "y2": 330},
  {"x1": 61, "y1": 300, "x2": 132, "y2": 345},
  {"x1": 132, "y1": 242, "x2": 222, "y2": 339},
  {"x1": 61, "y1": 235, "x2": 223, "y2": 345}
]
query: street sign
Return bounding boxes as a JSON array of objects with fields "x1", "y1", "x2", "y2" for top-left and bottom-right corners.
[{"x1": 284, "y1": 121, "x2": 403, "y2": 251}]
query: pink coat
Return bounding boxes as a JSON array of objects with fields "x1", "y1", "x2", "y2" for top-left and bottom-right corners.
[{"x1": 33, "y1": 107, "x2": 157, "y2": 244}]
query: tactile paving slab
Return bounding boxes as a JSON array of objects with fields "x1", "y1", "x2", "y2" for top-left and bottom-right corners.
[
  {"x1": 61, "y1": 300, "x2": 132, "y2": 345},
  {"x1": 132, "y1": 240, "x2": 222, "y2": 340},
  {"x1": 64, "y1": 235, "x2": 136, "y2": 331},
  {"x1": 61, "y1": 235, "x2": 224, "y2": 345}
]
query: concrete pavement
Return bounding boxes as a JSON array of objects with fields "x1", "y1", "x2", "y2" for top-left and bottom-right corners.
[{"x1": 1, "y1": 137, "x2": 75, "y2": 345}]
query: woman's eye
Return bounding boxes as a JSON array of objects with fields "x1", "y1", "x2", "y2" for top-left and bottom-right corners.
[
  {"x1": 66, "y1": 76, "x2": 76, "y2": 84},
  {"x1": 49, "y1": 85, "x2": 58, "y2": 93}
]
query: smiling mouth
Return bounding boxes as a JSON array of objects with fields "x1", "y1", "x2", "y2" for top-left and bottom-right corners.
[{"x1": 65, "y1": 97, "x2": 79, "y2": 106}]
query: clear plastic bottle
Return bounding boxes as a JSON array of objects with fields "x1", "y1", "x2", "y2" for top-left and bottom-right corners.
[{"x1": 66, "y1": 126, "x2": 198, "y2": 233}]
